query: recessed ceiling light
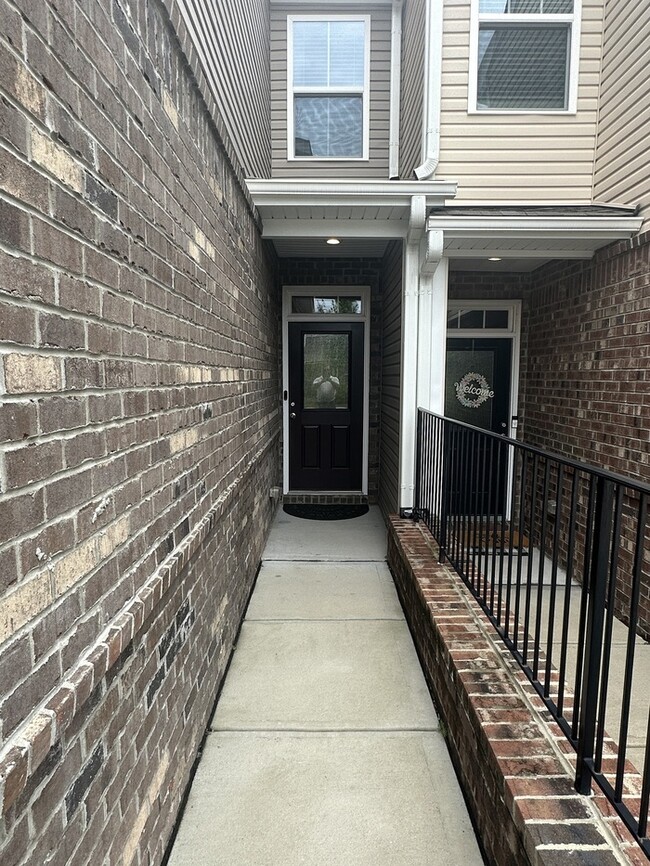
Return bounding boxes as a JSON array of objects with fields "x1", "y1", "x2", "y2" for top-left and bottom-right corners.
[
  {"x1": 326, "y1": 238, "x2": 340, "y2": 245},
  {"x1": 488, "y1": 256, "x2": 502, "y2": 262}
]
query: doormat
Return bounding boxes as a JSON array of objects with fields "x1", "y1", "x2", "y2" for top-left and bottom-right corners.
[{"x1": 283, "y1": 503, "x2": 369, "y2": 521}]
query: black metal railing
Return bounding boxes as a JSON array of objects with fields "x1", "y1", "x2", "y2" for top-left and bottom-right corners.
[{"x1": 413, "y1": 409, "x2": 650, "y2": 858}]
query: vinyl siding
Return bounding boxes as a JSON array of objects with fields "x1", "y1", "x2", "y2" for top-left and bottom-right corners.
[
  {"x1": 593, "y1": 0, "x2": 650, "y2": 217},
  {"x1": 436, "y1": 0, "x2": 603, "y2": 203},
  {"x1": 271, "y1": 5, "x2": 391, "y2": 178},
  {"x1": 175, "y1": 0, "x2": 271, "y2": 177},
  {"x1": 379, "y1": 241, "x2": 403, "y2": 516},
  {"x1": 399, "y1": 0, "x2": 425, "y2": 178}
]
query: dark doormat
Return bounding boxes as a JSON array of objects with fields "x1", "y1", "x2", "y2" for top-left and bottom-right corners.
[{"x1": 283, "y1": 503, "x2": 369, "y2": 521}]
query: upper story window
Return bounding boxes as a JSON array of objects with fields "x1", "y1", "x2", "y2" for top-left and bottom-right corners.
[
  {"x1": 469, "y1": 0, "x2": 581, "y2": 113},
  {"x1": 288, "y1": 15, "x2": 370, "y2": 160}
]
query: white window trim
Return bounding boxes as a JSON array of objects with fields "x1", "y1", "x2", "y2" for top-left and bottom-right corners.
[
  {"x1": 282, "y1": 286, "x2": 371, "y2": 495},
  {"x1": 467, "y1": 0, "x2": 582, "y2": 115},
  {"x1": 287, "y1": 14, "x2": 371, "y2": 161}
]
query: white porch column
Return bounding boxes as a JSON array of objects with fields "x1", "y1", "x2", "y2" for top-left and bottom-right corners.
[{"x1": 399, "y1": 197, "x2": 426, "y2": 512}]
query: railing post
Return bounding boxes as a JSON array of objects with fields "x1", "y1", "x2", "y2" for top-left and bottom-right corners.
[
  {"x1": 414, "y1": 409, "x2": 423, "y2": 521},
  {"x1": 439, "y1": 420, "x2": 450, "y2": 563},
  {"x1": 575, "y1": 476, "x2": 614, "y2": 795}
]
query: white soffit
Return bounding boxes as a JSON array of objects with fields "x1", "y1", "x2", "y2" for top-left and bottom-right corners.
[{"x1": 428, "y1": 212, "x2": 643, "y2": 261}]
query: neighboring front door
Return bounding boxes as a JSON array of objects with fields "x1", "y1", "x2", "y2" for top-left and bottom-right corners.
[
  {"x1": 288, "y1": 321, "x2": 364, "y2": 491},
  {"x1": 445, "y1": 337, "x2": 512, "y2": 514}
]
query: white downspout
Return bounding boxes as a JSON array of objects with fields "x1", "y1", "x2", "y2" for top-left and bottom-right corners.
[
  {"x1": 413, "y1": 0, "x2": 443, "y2": 180},
  {"x1": 389, "y1": 0, "x2": 403, "y2": 179}
]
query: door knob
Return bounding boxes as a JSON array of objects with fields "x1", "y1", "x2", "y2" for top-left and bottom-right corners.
[{"x1": 290, "y1": 412, "x2": 296, "y2": 419}]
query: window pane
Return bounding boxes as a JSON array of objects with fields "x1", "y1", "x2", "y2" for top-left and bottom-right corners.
[
  {"x1": 485, "y1": 310, "x2": 509, "y2": 328},
  {"x1": 447, "y1": 310, "x2": 460, "y2": 329},
  {"x1": 293, "y1": 22, "x2": 328, "y2": 86},
  {"x1": 479, "y1": 0, "x2": 509, "y2": 10},
  {"x1": 459, "y1": 310, "x2": 484, "y2": 329},
  {"x1": 295, "y1": 96, "x2": 363, "y2": 157},
  {"x1": 543, "y1": 0, "x2": 573, "y2": 11},
  {"x1": 292, "y1": 296, "x2": 362, "y2": 314},
  {"x1": 303, "y1": 334, "x2": 349, "y2": 409},
  {"x1": 510, "y1": 0, "x2": 542, "y2": 11},
  {"x1": 478, "y1": 26, "x2": 569, "y2": 109},
  {"x1": 329, "y1": 21, "x2": 365, "y2": 87}
]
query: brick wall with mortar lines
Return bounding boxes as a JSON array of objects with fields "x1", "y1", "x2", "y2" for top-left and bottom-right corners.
[
  {"x1": 279, "y1": 257, "x2": 382, "y2": 501},
  {"x1": 0, "y1": 0, "x2": 280, "y2": 864},
  {"x1": 388, "y1": 518, "x2": 648, "y2": 866},
  {"x1": 450, "y1": 253, "x2": 650, "y2": 639}
]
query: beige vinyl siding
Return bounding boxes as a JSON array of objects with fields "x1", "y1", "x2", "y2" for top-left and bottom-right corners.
[
  {"x1": 436, "y1": 0, "x2": 603, "y2": 202},
  {"x1": 271, "y1": 6, "x2": 391, "y2": 178},
  {"x1": 379, "y1": 240, "x2": 403, "y2": 516},
  {"x1": 175, "y1": 0, "x2": 271, "y2": 177},
  {"x1": 593, "y1": 0, "x2": 650, "y2": 217},
  {"x1": 399, "y1": 0, "x2": 425, "y2": 178}
]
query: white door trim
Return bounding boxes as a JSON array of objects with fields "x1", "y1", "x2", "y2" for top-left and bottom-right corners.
[{"x1": 282, "y1": 286, "x2": 371, "y2": 495}]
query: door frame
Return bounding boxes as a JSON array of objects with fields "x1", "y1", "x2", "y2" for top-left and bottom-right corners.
[
  {"x1": 282, "y1": 285, "x2": 371, "y2": 494},
  {"x1": 445, "y1": 299, "x2": 522, "y2": 517}
]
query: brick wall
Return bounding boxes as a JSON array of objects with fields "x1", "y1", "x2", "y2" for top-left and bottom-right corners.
[
  {"x1": 387, "y1": 518, "x2": 646, "y2": 866},
  {"x1": 449, "y1": 246, "x2": 650, "y2": 637},
  {"x1": 279, "y1": 257, "x2": 382, "y2": 500},
  {"x1": 0, "y1": 1, "x2": 280, "y2": 864}
]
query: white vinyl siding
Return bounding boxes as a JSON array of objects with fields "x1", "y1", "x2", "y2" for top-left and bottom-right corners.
[
  {"x1": 175, "y1": 0, "x2": 271, "y2": 178},
  {"x1": 437, "y1": 0, "x2": 602, "y2": 202},
  {"x1": 399, "y1": 0, "x2": 426, "y2": 178},
  {"x1": 593, "y1": 0, "x2": 650, "y2": 219},
  {"x1": 271, "y1": 5, "x2": 392, "y2": 178}
]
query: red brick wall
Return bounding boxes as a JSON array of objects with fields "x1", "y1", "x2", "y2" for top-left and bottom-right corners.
[
  {"x1": 0, "y1": 1, "x2": 279, "y2": 863},
  {"x1": 387, "y1": 518, "x2": 644, "y2": 866},
  {"x1": 449, "y1": 242, "x2": 650, "y2": 638}
]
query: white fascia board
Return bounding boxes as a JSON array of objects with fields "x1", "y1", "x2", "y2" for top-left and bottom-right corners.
[
  {"x1": 427, "y1": 216, "x2": 643, "y2": 237},
  {"x1": 261, "y1": 219, "x2": 408, "y2": 239},
  {"x1": 247, "y1": 179, "x2": 458, "y2": 210},
  {"x1": 448, "y1": 248, "x2": 603, "y2": 259}
]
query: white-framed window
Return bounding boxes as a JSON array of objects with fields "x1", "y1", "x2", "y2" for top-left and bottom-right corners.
[
  {"x1": 468, "y1": 0, "x2": 581, "y2": 113},
  {"x1": 287, "y1": 15, "x2": 370, "y2": 160}
]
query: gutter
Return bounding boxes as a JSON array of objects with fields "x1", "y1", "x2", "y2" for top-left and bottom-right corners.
[
  {"x1": 389, "y1": 0, "x2": 403, "y2": 179},
  {"x1": 413, "y1": 0, "x2": 443, "y2": 180}
]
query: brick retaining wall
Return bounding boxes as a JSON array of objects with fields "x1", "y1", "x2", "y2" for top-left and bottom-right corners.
[{"x1": 387, "y1": 517, "x2": 646, "y2": 866}]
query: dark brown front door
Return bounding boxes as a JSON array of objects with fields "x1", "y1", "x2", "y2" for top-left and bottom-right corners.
[{"x1": 288, "y1": 321, "x2": 364, "y2": 491}]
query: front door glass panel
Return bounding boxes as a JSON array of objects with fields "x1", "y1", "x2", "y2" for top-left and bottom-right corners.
[{"x1": 303, "y1": 333, "x2": 349, "y2": 409}]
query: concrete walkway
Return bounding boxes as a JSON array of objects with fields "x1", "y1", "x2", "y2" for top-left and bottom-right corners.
[{"x1": 167, "y1": 507, "x2": 484, "y2": 865}]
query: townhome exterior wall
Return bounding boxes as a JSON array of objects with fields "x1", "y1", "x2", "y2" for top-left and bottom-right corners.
[
  {"x1": 270, "y1": 3, "x2": 392, "y2": 179},
  {"x1": 593, "y1": 0, "x2": 650, "y2": 219},
  {"x1": 399, "y1": 0, "x2": 425, "y2": 179},
  {"x1": 173, "y1": 0, "x2": 272, "y2": 177},
  {"x1": 0, "y1": 1, "x2": 280, "y2": 863},
  {"x1": 379, "y1": 240, "x2": 403, "y2": 514},
  {"x1": 436, "y1": 0, "x2": 603, "y2": 202},
  {"x1": 449, "y1": 234, "x2": 650, "y2": 639}
]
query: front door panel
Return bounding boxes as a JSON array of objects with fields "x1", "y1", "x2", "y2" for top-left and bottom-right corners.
[
  {"x1": 289, "y1": 321, "x2": 364, "y2": 491},
  {"x1": 445, "y1": 337, "x2": 512, "y2": 515}
]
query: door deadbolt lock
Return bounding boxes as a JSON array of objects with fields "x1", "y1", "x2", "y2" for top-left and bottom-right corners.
[{"x1": 290, "y1": 401, "x2": 296, "y2": 407}]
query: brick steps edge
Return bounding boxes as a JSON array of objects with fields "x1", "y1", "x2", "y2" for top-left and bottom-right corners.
[{"x1": 387, "y1": 517, "x2": 644, "y2": 866}]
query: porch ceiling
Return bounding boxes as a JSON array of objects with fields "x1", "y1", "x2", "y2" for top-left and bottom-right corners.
[{"x1": 246, "y1": 181, "x2": 643, "y2": 269}]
